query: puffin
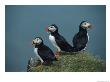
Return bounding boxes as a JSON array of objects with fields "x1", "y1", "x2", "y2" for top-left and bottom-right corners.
[
  {"x1": 45, "y1": 21, "x2": 92, "y2": 54},
  {"x1": 72, "y1": 21, "x2": 92, "y2": 52},
  {"x1": 45, "y1": 24, "x2": 73, "y2": 55},
  {"x1": 32, "y1": 37, "x2": 57, "y2": 65}
]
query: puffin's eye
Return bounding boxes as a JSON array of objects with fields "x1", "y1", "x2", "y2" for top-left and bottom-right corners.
[
  {"x1": 51, "y1": 26, "x2": 55, "y2": 28},
  {"x1": 84, "y1": 23, "x2": 87, "y2": 25}
]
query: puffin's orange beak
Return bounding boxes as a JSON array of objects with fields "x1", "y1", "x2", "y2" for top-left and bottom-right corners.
[
  {"x1": 89, "y1": 24, "x2": 92, "y2": 29},
  {"x1": 32, "y1": 40, "x2": 34, "y2": 45},
  {"x1": 45, "y1": 27, "x2": 49, "y2": 32}
]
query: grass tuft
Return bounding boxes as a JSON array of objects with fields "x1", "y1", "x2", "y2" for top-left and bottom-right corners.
[{"x1": 28, "y1": 51, "x2": 106, "y2": 72}]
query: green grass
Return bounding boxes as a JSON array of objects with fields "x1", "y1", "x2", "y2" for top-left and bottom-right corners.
[{"x1": 29, "y1": 51, "x2": 106, "y2": 72}]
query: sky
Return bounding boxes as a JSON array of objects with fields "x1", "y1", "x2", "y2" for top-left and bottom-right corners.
[{"x1": 5, "y1": 5, "x2": 106, "y2": 72}]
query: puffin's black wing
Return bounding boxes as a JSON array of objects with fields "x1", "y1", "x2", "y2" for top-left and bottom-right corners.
[
  {"x1": 73, "y1": 32, "x2": 88, "y2": 51},
  {"x1": 55, "y1": 34, "x2": 73, "y2": 52},
  {"x1": 38, "y1": 45, "x2": 56, "y2": 61}
]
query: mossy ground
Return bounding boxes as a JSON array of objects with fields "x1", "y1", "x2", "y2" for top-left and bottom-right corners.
[{"x1": 29, "y1": 51, "x2": 106, "y2": 72}]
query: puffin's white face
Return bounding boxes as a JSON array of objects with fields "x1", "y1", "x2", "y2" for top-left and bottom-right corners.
[
  {"x1": 48, "y1": 26, "x2": 57, "y2": 33},
  {"x1": 81, "y1": 21, "x2": 92, "y2": 29},
  {"x1": 32, "y1": 38, "x2": 42, "y2": 45}
]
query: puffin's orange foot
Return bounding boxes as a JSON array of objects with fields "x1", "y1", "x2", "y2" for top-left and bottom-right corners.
[
  {"x1": 55, "y1": 52, "x2": 61, "y2": 60},
  {"x1": 55, "y1": 54, "x2": 59, "y2": 60},
  {"x1": 56, "y1": 52, "x2": 61, "y2": 55}
]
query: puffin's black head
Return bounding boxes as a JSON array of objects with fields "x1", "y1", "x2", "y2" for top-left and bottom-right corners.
[
  {"x1": 79, "y1": 21, "x2": 92, "y2": 29},
  {"x1": 45, "y1": 24, "x2": 58, "y2": 33},
  {"x1": 32, "y1": 37, "x2": 43, "y2": 46}
]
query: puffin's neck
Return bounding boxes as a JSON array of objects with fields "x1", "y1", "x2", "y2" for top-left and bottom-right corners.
[
  {"x1": 79, "y1": 27, "x2": 87, "y2": 34},
  {"x1": 50, "y1": 31, "x2": 59, "y2": 36},
  {"x1": 35, "y1": 43, "x2": 44, "y2": 48}
]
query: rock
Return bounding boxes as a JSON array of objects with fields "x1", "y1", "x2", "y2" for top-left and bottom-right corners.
[{"x1": 27, "y1": 57, "x2": 41, "y2": 72}]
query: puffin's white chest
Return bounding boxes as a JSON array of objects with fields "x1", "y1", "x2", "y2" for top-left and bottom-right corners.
[
  {"x1": 34, "y1": 48, "x2": 44, "y2": 63},
  {"x1": 87, "y1": 33, "x2": 89, "y2": 41},
  {"x1": 49, "y1": 34, "x2": 57, "y2": 47},
  {"x1": 49, "y1": 34, "x2": 61, "y2": 52},
  {"x1": 34, "y1": 48, "x2": 38, "y2": 55},
  {"x1": 83, "y1": 33, "x2": 89, "y2": 51}
]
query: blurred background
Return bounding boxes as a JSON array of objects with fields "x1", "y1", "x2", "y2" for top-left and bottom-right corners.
[{"x1": 5, "y1": 5, "x2": 106, "y2": 72}]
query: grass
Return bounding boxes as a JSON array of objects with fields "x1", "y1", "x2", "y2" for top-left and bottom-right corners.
[{"x1": 28, "y1": 51, "x2": 106, "y2": 72}]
